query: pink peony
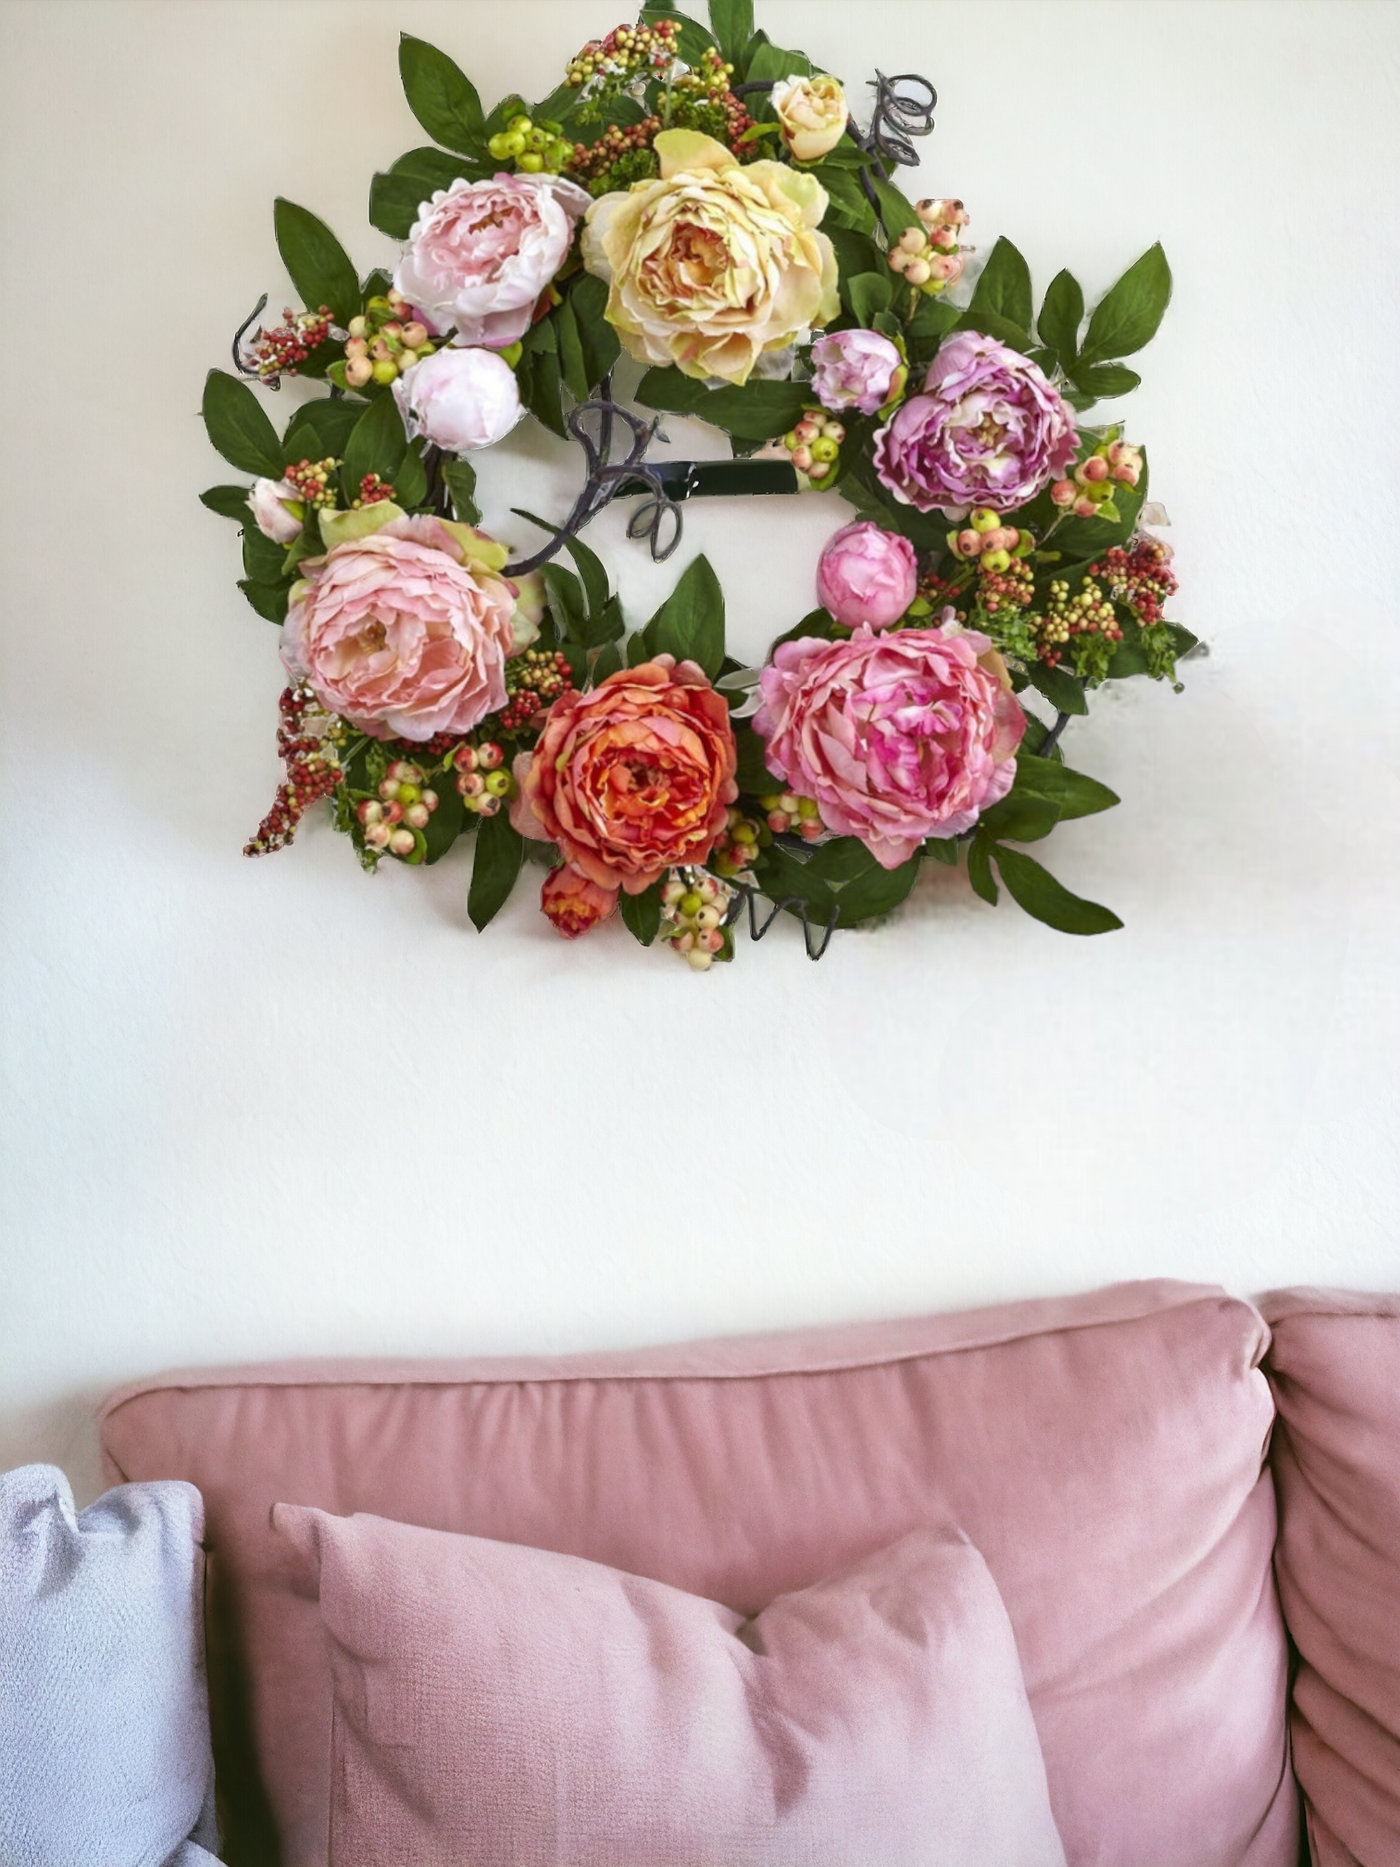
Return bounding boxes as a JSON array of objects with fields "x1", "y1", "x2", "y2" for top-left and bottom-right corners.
[
  {"x1": 809, "y1": 328, "x2": 904, "y2": 417},
  {"x1": 281, "y1": 514, "x2": 526, "y2": 742},
  {"x1": 753, "y1": 622, "x2": 1025, "y2": 868},
  {"x1": 394, "y1": 172, "x2": 590, "y2": 349},
  {"x1": 872, "y1": 331, "x2": 1077, "y2": 518},
  {"x1": 816, "y1": 522, "x2": 918, "y2": 629}
]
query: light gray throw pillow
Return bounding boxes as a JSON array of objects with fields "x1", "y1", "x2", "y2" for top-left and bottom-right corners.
[{"x1": 0, "y1": 1464, "x2": 219, "y2": 1867}]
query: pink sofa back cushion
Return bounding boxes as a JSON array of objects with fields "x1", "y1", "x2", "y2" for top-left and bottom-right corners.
[
  {"x1": 99, "y1": 1280, "x2": 1297, "y2": 1867},
  {"x1": 279, "y1": 1509, "x2": 1068, "y2": 1867},
  {"x1": 1260, "y1": 1287, "x2": 1400, "y2": 1867}
]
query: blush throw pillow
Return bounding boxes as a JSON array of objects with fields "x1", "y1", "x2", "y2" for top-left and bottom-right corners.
[{"x1": 275, "y1": 1505, "x2": 1066, "y2": 1867}]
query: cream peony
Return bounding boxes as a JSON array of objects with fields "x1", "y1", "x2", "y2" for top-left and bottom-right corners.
[
  {"x1": 581, "y1": 130, "x2": 839, "y2": 386},
  {"x1": 771, "y1": 75, "x2": 848, "y2": 164}
]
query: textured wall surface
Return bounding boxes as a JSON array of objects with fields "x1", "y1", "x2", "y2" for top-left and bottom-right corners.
[{"x1": 2, "y1": 0, "x2": 1397, "y2": 1500}]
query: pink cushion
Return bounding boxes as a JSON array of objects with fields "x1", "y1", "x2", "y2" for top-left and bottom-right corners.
[
  {"x1": 99, "y1": 1280, "x2": 1297, "y2": 1867},
  {"x1": 1260, "y1": 1287, "x2": 1400, "y2": 1867},
  {"x1": 276, "y1": 1507, "x2": 1067, "y2": 1867}
]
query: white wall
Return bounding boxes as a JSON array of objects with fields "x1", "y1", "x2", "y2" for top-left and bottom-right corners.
[{"x1": 2, "y1": 0, "x2": 1398, "y2": 1501}]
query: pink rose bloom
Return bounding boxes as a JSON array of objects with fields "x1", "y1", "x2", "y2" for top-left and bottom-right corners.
[
  {"x1": 281, "y1": 515, "x2": 522, "y2": 741},
  {"x1": 754, "y1": 622, "x2": 1025, "y2": 868},
  {"x1": 395, "y1": 172, "x2": 590, "y2": 349},
  {"x1": 873, "y1": 330, "x2": 1077, "y2": 518},
  {"x1": 809, "y1": 328, "x2": 904, "y2": 417},
  {"x1": 816, "y1": 522, "x2": 918, "y2": 628}
]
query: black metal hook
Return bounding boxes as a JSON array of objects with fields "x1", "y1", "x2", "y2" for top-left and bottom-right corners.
[
  {"x1": 232, "y1": 294, "x2": 275, "y2": 386},
  {"x1": 724, "y1": 881, "x2": 841, "y2": 962}
]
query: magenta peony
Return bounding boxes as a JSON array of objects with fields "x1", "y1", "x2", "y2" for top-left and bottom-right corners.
[
  {"x1": 809, "y1": 328, "x2": 904, "y2": 417},
  {"x1": 281, "y1": 513, "x2": 532, "y2": 742},
  {"x1": 816, "y1": 522, "x2": 918, "y2": 629},
  {"x1": 395, "y1": 172, "x2": 590, "y2": 349},
  {"x1": 753, "y1": 622, "x2": 1025, "y2": 868},
  {"x1": 872, "y1": 331, "x2": 1077, "y2": 518}
]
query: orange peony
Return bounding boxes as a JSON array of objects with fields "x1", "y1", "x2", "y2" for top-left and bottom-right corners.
[
  {"x1": 520, "y1": 656, "x2": 738, "y2": 895},
  {"x1": 540, "y1": 862, "x2": 618, "y2": 939}
]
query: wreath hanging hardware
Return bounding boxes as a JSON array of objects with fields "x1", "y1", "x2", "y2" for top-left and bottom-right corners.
[{"x1": 200, "y1": 2, "x2": 1195, "y2": 969}]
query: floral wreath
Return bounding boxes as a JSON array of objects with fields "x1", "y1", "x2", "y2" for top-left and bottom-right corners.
[{"x1": 201, "y1": 0, "x2": 1195, "y2": 969}]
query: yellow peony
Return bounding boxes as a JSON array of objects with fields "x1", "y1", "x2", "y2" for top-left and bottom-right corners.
[
  {"x1": 581, "y1": 130, "x2": 840, "y2": 386},
  {"x1": 771, "y1": 75, "x2": 849, "y2": 164}
]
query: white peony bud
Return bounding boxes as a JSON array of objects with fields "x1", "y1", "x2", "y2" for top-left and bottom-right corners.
[
  {"x1": 249, "y1": 477, "x2": 304, "y2": 544},
  {"x1": 393, "y1": 346, "x2": 523, "y2": 454}
]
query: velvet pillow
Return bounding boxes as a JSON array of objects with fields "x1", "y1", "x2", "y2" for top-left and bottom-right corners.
[{"x1": 275, "y1": 1505, "x2": 1066, "y2": 1867}]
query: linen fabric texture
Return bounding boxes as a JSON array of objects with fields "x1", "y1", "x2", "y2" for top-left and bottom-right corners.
[
  {"x1": 99, "y1": 1279, "x2": 1298, "y2": 1867},
  {"x1": 275, "y1": 1506, "x2": 1066, "y2": 1867},
  {"x1": 1260, "y1": 1287, "x2": 1400, "y2": 1867},
  {"x1": 0, "y1": 1464, "x2": 219, "y2": 1867}
]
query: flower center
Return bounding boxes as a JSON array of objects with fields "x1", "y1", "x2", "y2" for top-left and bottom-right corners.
[
  {"x1": 357, "y1": 619, "x2": 388, "y2": 654},
  {"x1": 973, "y1": 412, "x2": 1007, "y2": 448}
]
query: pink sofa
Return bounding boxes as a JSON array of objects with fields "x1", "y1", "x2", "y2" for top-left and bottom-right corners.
[{"x1": 98, "y1": 1279, "x2": 1400, "y2": 1867}]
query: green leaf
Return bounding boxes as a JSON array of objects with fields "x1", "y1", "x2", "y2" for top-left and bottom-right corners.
[
  {"x1": 907, "y1": 296, "x2": 961, "y2": 347},
  {"x1": 1080, "y1": 243, "x2": 1172, "y2": 363},
  {"x1": 830, "y1": 850, "x2": 921, "y2": 926},
  {"x1": 393, "y1": 441, "x2": 428, "y2": 509},
  {"x1": 369, "y1": 146, "x2": 490, "y2": 240},
  {"x1": 976, "y1": 793, "x2": 1061, "y2": 843},
  {"x1": 828, "y1": 228, "x2": 885, "y2": 317},
  {"x1": 626, "y1": 632, "x2": 651, "y2": 668},
  {"x1": 708, "y1": 0, "x2": 754, "y2": 65},
  {"x1": 870, "y1": 175, "x2": 921, "y2": 243},
  {"x1": 237, "y1": 579, "x2": 289, "y2": 623},
  {"x1": 200, "y1": 484, "x2": 252, "y2": 521},
  {"x1": 641, "y1": 554, "x2": 725, "y2": 677},
  {"x1": 591, "y1": 641, "x2": 625, "y2": 684},
  {"x1": 744, "y1": 38, "x2": 812, "y2": 92},
  {"x1": 968, "y1": 236, "x2": 1033, "y2": 333},
  {"x1": 812, "y1": 163, "x2": 874, "y2": 233},
  {"x1": 925, "y1": 836, "x2": 958, "y2": 866},
  {"x1": 272, "y1": 199, "x2": 361, "y2": 326},
  {"x1": 847, "y1": 270, "x2": 893, "y2": 326},
  {"x1": 555, "y1": 297, "x2": 589, "y2": 403},
  {"x1": 467, "y1": 811, "x2": 523, "y2": 930},
  {"x1": 565, "y1": 534, "x2": 611, "y2": 627},
  {"x1": 1025, "y1": 661, "x2": 1089, "y2": 716},
  {"x1": 619, "y1": 882, "x2": 663, "y2": 946},
  {"x1": 241, "y1": 524, "x2": 286, "y2": 583},
  {"x1": 992, "y1": 845, "x2": 1122, "y2": 935},
  {"x1": 640, "y1": 6, "x2": 717, "y2": 65},
  {"x1": 1013, "y1": 753, "x2": 1119, "y2": 820},
  {"x1": 1037, "y1": 269, "x2": 1084, "y2": 366},
  {"x1": 967, "y1": 836, "x2": 998, "y2": 904},
  {"x1": 340, "y1": 392, "x2": 407, "y2": 501},
  {"x1": 567, "y1": 273, "x2": 621, "y2": 391},
  {"x1": 734, "y1": 718, "x2": 784, "y2": 795},
  {"x1": 635, "y1": 368, "x2": 811, "y2": 442},
  {"x1": 953, "y1": 308, "x2": 1034, "y2": 354},
  {"x1": 398, "y1": 35, "x2": 486, "y2": 157},
  {"x1": 517, "y1": 347, "x2": 565, "y2": 438},
  {"x1": 201, "y1": 370, "x2": 283, "y2": 478},
  {"x1": 442, "y1": 457, "x2": 481, "y2": 524},
  {"x1": 281, "y1": 396, "x2": 363, "y2": 467},
  {"x1": 1069, "y1": 361, "x2": 1141, "y2": 401},
  {"x1": 542, "y1": 564, "x2": 585, "y2": 639},
  {"x1": 420, "y1": 774, "x2": 465, "y2": 864}
]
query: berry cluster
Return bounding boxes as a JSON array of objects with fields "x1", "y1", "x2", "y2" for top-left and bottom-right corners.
[
  {"x1": 567, "y1": 42, "x2": 750, "y2": 192},
  {"x1": 709, "y1": 805, "x2": 767, "y2": 879},
  {"x1": 343, "y1": 293, "x2": 434, "y2": 390},
  {"x1": 496, "y1": 648, "x2": 575, "y2": 734},
  {"x1": 946, "y1": 507, "x2": 1034, "y2": 574},
  {"x1": 887, "y1": 198, "x2": 969, "y2": 295},
  {"x1": 1027, "y1": 576, "x2": 1122, "y2": 671},
  {"x1": 759, "y1": 790, "x2": 825, "y2": 841},
  {"x1": 1050, "y1": 438, "x2": 1143, "y2": 519},
  {"x1": 1091, "y1": 537, "x2": 1177, "y2": 625},
  {"x1": 780, "y1": 407, "x2": 845, "y2": 486},
  {"x1": 488, "y1": 113, "x2": 574, "y2": 175},
  {"x1": 566, "y1": 19, "x2": 679, "y2": 96},
  {"x1": 356, "y1": 760, "x2": 441, "y2": 858},
  {"x1": 977, "y1": 554, "x2": 1036, "y2": 616},
  {"x1": 353, "y1": 473, "x2": 396, "y2": 509},
  {"x1": 917, "y1": 568, "x2": 969, "y2": 624},
  {"x1": 244, "y1": 685, "x2": 341, "y2": 856},
  {"x1": 660, "y1": 872, "x2": 734, "y2": 972},
  {"x1": 284, "y1": 457, "x2": 340, "y2": 510},
  {"x1": 250, "y1": 306, "x2": 333, "y2": 381},
  {"x1": 452, "y1": 741, "x2": 513, "y2": 818}
]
